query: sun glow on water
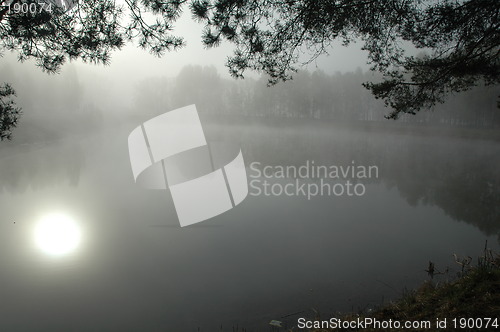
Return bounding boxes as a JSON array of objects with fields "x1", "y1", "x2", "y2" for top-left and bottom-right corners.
[{"x1": 34, "y1": 213, "x2": 81, "y2": 256}]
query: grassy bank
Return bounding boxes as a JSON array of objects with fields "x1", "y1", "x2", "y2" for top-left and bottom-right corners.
[{"x1": 312, "y1": 248, "x2": 500, "y2": 331}]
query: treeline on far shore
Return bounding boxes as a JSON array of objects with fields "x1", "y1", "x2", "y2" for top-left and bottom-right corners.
[
  {"x1": 134, "y1": 65, "x2": 500, "y2": 129},
  {"x1": 1, "y1": 63, "x2": 498, "y2": 144}
]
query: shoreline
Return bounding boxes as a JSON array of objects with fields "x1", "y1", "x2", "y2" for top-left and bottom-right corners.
[{"x1": 309, "y1": 249, "x2": 500, "y2": 331}]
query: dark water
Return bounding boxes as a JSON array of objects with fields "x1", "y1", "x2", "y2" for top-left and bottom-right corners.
[{"x1": 0, "y1": 119, "x2": 498, "y2": 331}]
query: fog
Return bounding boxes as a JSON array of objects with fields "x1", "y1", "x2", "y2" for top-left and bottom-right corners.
[{"x1": 0, "y1": 23, "x2": 499, "y2": 331}]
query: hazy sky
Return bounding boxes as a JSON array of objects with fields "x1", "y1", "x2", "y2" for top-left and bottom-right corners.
[
  {"x1": 3, "y1": 11, "x2": 370, "y2": 83},
  {"x1": 102, "y1": 13, "x2": 371, "y2": 76},
  {"x1": 1, "y1": 10, "x2": 372, "y2": 114}
]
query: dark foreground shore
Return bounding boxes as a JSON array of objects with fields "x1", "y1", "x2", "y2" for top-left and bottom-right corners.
[{"x1": 311, "y1": 249, "x2": 500, "y2": 331}]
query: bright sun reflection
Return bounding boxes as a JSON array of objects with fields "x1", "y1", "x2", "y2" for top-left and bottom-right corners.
[{"x1": 34, "y1": 213, "x2": 81, "y2": 256}]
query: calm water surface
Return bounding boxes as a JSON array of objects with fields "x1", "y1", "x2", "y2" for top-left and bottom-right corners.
[{"x1": 0, "y1": 120, "x2": 498, "y2": 331}]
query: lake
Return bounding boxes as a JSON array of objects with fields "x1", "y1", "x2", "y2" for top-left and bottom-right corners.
[{"x1": 0, "y1": 118, "x2": 498, "y2": 331}]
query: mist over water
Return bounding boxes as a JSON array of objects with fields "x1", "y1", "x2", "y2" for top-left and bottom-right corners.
[{"x1": 0, "y1": 56, "x2": 499, "y2": 331}]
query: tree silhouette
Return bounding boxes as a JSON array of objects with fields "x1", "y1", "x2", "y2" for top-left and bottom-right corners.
[
  {"x1": 0, "y1": 0, "x2": 184, "y2": 139},
  {"x1": 192, "y1": 0, "x2": 499, "y2": 118},
  {"x1": 0, "y1": 83, "x2": 21, "y2": 140}
]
